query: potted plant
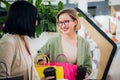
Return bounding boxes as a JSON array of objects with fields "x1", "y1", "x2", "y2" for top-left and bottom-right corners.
[
  {"x1": 28, "y1": 0, "x2": 63, "y2": 37},
  {"x1": 0, "y1": 0, "x2": 63, "y2": 38}
]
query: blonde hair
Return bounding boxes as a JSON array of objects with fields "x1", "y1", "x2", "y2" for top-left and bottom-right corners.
[{"x1": 56, "y1": 8, "x2": 80, "y2": 32}]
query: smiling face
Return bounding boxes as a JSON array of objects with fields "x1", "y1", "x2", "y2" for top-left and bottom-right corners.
[{"x1": 57, "y1": 13, "x2": 77, "y2": 34}]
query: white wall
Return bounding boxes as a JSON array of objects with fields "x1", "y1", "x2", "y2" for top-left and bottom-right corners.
[
  {"x1": 109, "y1": 0, "x2": 120, "y2": 5},
  {"x1": 28, "y1": 32, "x2": 57, "y2": 58}
]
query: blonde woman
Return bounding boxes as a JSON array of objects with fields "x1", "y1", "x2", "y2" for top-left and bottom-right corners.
[{"x1": 38, "y1": 8, "x2": 92, "y2": 80}]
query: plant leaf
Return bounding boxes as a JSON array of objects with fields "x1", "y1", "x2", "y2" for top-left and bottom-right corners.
[
  {"x1": 58, "y1": 1, "x2": 63, "y2": 11},
  {"x1": 0, "y1": 0, "x2": 10, "y2": 11},
  {"x1": 35, "y1": 0, "x2": 42, "y2": 8}
]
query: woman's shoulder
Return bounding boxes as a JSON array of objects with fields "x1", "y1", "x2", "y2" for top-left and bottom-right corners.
[
  {"x1": 49, "y1": 33, "x2": 60, "y2": 41},
  {"x1": 0, "y1": 34, "x2": 17, "y2": 46},
  {"x1": 77, "y1": 35, "x2": 89, "y2": 44}
]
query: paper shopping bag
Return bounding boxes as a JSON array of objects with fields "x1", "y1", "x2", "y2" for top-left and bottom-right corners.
[
  {"x1": 51, "y1": 54, "x2": 78, "y2": 80},
  {"x1": 35, "y1": 64, "x2": 64, "y2": 79},
  {"x1": 35, "y1": 54, "x2": 64, "y2": 79}
]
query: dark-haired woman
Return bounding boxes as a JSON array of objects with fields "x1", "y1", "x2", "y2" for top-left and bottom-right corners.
[{"x1": 0, "y1": 1, "x2": 53, "y2": 80}]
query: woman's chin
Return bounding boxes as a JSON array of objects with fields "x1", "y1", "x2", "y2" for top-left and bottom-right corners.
[{"x1": 62, "y1": 31, "x2": 69, "y2": 34}]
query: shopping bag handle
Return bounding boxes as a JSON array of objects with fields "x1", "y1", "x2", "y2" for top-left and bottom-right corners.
[
  {"x1": 36, "y1": 53, "x2": 50, "y2": 65},
  {"x1": 56, "y1": 54, "x2": 68, "y2": 63}
]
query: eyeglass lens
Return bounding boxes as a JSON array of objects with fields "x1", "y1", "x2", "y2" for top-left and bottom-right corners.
[{"x1": 58, "y1": 20, "x2": 73, "y2": 27}]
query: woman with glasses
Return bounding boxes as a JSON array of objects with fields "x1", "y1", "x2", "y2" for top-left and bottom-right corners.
[{"x1": 37, "y1": 8, "x2": 92, "y2": 80}]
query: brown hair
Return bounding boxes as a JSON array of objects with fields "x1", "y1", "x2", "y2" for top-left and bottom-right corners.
[{"x1": 56, "y1": 8, "x2": 80, "y2": 32}]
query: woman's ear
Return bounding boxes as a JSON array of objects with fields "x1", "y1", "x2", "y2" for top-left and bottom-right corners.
[
  {"x1": 74, "y1": 20, "x2": 78, "y2": 28},
  {"x1": 74, "y1": 19, "x2": 80, "y2": 31},
  {"x1": 35, "y1": 20, "x2": 38, "y2": 26},
  {"x1": 74, "y1": 20, "x2": 78, "y2": 26}
]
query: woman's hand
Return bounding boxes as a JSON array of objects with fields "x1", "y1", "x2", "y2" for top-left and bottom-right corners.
[
  {"x1": 37, "y1": 58, "x2": 47, "y2": 65},
  {"x1": 41, "y1": 76, "x2": 55, "y2": 80},
  {"x1": 83, "y1": 73, "x2": 88, "y2": 80}
]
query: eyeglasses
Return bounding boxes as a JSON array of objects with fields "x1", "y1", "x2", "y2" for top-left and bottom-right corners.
[{"x1": 57, "y1": 20, "x2": 74, "y2": 27}]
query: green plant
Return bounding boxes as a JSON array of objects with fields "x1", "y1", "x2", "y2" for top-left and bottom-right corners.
[
  {"x1": 28, "y1": 0, "x2": 63, "y2": 37},
  {"x1": 0, "y1": 0, "x2": 10, "y2": 24},
  {"x1": 0, "y1": 0, "x2": 63, "y2": 38},
  {"x1": 0, "y1": 0, "x2": 10, "y2": 38}
]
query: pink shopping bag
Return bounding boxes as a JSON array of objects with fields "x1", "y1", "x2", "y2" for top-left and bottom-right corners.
[{"x1": 50, "y1": 54, "x2": 78, "y2": 80}]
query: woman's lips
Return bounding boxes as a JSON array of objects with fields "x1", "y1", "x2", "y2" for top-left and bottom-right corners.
[{"x1": 62, "y1": 27, "x2": 69, "y2": 32}]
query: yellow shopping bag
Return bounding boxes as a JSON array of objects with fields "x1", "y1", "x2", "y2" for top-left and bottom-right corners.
[
  {"x1": 35, "y1": 64, "x2": 64, "y2": 79},
  {"x1": 35, "y1": 54, "x2": 64, "y2": 79}
]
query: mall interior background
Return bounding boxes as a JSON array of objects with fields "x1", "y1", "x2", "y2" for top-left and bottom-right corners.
[{"x1": 0, "y1": 0, "x2": 120, "y2": 80}]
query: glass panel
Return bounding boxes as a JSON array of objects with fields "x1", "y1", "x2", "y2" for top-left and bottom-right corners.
[{"x1": 75, "y1": 7, "x2": 117, "y2": 80}]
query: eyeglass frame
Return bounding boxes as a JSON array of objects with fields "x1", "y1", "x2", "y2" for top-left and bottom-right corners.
[{"x1": 56, "y1": 19, "x2": 75, "y2": 27}]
